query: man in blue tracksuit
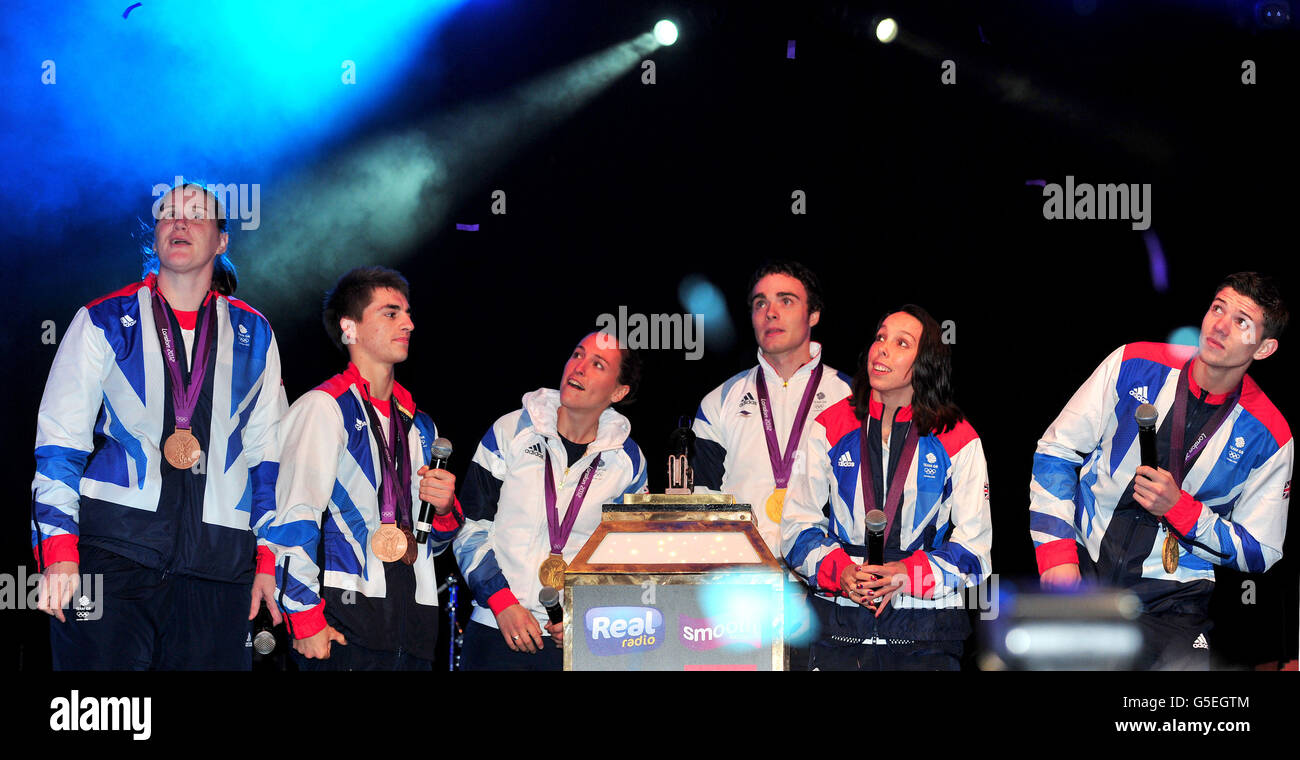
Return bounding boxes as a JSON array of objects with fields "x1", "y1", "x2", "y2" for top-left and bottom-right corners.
[
  {"x1": 31, "y1": 182, "x2": 287, "y2": 669},
  {"x1": 1031, "y1": 272, "x2": 1291, "y2": 669}
]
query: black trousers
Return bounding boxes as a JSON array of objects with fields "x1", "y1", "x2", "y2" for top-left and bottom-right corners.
[
  {"x1": 805, "y1": 595, "x2": 963, "y2": 671},
  {"x1": 1132, "y1": 613, "x2": 1212, "y2": 670},
  {"x1": 291, "y1": 641, "x2": 433, "y2": 671},
  {"x1": 459, "y1": 620, "x2": 562, "y2": 671},
  {"x1": 50, "y1": 545, "x2": 252, "y2": 670},
  {"x1": 809, "y1": 637, "x2": 963, "y2": 671}
]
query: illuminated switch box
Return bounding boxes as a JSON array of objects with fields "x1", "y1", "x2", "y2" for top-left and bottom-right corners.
[{"x1": 563, "y1": 495, "x2": 787, "y2": 671}]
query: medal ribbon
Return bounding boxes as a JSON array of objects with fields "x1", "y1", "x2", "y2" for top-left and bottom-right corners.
[
  {"x1": 150, "y1": 289, "x2": 217, "y2": 431},
  {"x1": 858, "y1": 411, "x2": 920, "y2": 549},
  {"x1": 543, "y1": 448, "x2": 602, "y2": 555},
  {"x1": 363, "y1": 399, "x2": 413, "y2": 528},
  {"x1": 1168, "y1": 358, "x2": 1241, "y2": 486},
  {"x1": 1161, "y1": 358, "x2": 1240, "y2": 558},
  {"x1": 754, "y1": 362, "x2": 824, "y2": 488}
]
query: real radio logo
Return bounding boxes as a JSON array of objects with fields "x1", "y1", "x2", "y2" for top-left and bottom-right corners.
[{"x1": 584, "y1": 606, "x2": 663, "y2": 656}]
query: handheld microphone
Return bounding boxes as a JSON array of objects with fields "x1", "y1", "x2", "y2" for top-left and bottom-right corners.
[
  {"x1": 1135, "y1": 404, "x2": 1159, "y2": 470},
  {"x1": 414, "y1": 437, "x2": 453, "y2": 544},
  {"x1": 865, "y1": 509, "x2": 887, "y2": 567},
  {"x1": 252, "y1": 602, "x2": 277, "y2": 656},
  {"x1": 539, "y1": 586, "x2": 563, "y2": 626}
]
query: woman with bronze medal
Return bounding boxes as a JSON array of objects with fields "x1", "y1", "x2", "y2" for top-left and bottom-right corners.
[
  {"x1": 454, "y1": 331, "x2": 648, "y2": 670},
  {"x1": 32, "y1": 182, "x2": 287, "y2": 669},
  {"x1": 781, "y1": 305, "x2": 992, "y2": 670}
]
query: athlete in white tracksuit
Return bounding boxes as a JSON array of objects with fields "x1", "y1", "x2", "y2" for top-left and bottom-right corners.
[
  {"x1": 454, "y1": 332, "x2": 648, "y2": 669},
  {"x1": 691, "y1": 342, "x2": 853, "y2": 552}
]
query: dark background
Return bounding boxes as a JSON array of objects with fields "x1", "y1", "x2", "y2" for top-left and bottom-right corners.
[{"x1": 1, "y1": 0, "x2": 1295, "y2": 672}]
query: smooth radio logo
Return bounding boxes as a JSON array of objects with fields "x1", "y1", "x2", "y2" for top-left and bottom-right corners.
[
  {"x1": 584, "y1": 606, "x2": 663, "y2": 655},
  {"x1": 679, "y1": 615, "x2": 761, "y2": 651}
]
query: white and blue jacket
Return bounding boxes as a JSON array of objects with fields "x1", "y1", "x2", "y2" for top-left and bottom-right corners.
[
  {"x1": 264, "y1": 363, "x2": 461, "y2": 644},
  {"x1": 454, "y1": 388, "x2": 649, "y2": 632},
  {"x1": 690, "y1": 342, "x2": 854, "y2": 553},
  {"x1": 782, "y1": 397, "x2": 992, "y2": 639},
  {"x1": 30, "y1": 274, "x2": 286, "y2": 582},
  {"x1": 1031, "y1": 343, "x2": 1291, "y2": 607}
]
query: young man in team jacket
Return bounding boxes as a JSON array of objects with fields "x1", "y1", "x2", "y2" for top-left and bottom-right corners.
[
  {"x1": 1030, "y1": 272, "x2": 1291, "y2": 669},
  {"x1": 689, "y1": 262, "x2": 853, "y2": 669},
  {"x1": 266, "y1": 266, "x2": 461, "y2": 670}
]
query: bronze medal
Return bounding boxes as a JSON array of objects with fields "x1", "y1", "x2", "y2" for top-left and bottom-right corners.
[
  {"x1": 1162, "y1": 531, "x2": 1179, "y2": 573},
  {"x1": 371, "y1": 523, "x2": 408, "y2": 563},
  {"x1": 765, "y1": 488, "x2": 787, "y2": 523},
  {"x1": 401, "y1": 527, "x2": 418, "y2": 565},
  {"x1": 163, "y1": 428, "x2": 202, "y2": 469},
  {"x1": 539, "y1": 553, "x2": 567, "y2": 589}
]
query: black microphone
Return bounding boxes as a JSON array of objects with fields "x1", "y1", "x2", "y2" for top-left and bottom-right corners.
[
  {"x1": 865, "y1": 509, "x2": 887, "y2": 567},
  {"x1": 252, "y1": 602, "x2": 277, "y2": 656},
  {"x1": 1136, "y1": 404, "x2": 1159, "y2": 470},
  {"x1": 539, "y1": 586, "x2": 563, "y2": 626},
  {"x1": 414, "y1": 437, "x2": 453, "y2": 544}
]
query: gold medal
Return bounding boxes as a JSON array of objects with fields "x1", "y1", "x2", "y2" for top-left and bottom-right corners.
[
  {"x1": 539, "y1": 553, "x2": 567, "y2": 589},
  {"x1": 163, "y1": 428, "x2": 202, "y2": 469},
  {"x1": 371, "y1": 523, "x2": 408, "y2": 563},
  {"x1": 1162, "y1": 531, "x2": 1179, "y2": 573},
  {"x1": 765, "y1": 488, "x2": 787, "y2": 523},
  {"x1": 401, "y1": 527, "x2": 418, "y2": 565}
]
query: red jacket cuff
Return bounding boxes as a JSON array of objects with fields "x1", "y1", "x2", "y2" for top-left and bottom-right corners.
[
  {"x1": 816, "y1": 547, "x2": 856, "y2": 594},
  {"x1": 255, "y1": 545, "x2": 276, "y2": 576},
  {"x1": 1035, "y1": 538, "x2": 1079, "y2": 576},
  {"x1": 1165, "y1": 491, "x2": 1202, "y2": 536},
  {"x1": 487, "y1": 587, "x2": 519, "y2": 616},
  {"x1": 289, "y1": 601, "x2": 327, "y2": 640},
  {"x1": 431, "y1": 495, "x2": 463, "y2": 531},
  {"x1": 34, "y1": 534, "x2": 79, "y2": 569},
  {"x1": 900, "y1": 550, "x2": 936, "y2": 599}
]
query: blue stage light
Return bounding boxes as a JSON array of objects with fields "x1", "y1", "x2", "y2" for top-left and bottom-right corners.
[
  {"x1": 1168, "y1": 326, "x2": 1200, "y2": 347},
  {"x1": 2, "y1": 1, "x2": 466, "y2": 218},
  {"x1": 679, "y1": 275, "x2": 736, "y2": 352}
]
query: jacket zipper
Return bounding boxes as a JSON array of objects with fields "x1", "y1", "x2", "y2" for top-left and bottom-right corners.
[
  {"x1": 1110, "y1": 513, "x2": 1140, "y2": 587},
  {"x1": 279, "y1": 555, "x2": 294, "y2": 638}
]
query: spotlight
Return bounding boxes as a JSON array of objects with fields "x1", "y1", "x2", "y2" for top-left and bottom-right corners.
[
  {"x1": 1232, "y1": 0, "x2": 1292, "y2": 29},
  {"x1": 875, "y1": 18, "x2": 898, "y2": 43},
  {"x1": 1255, "y1": 1, "x2": 1291, "y2": 27},
  {"x1": 654, "y1": 20, "x2": 679, "y2": 46}
]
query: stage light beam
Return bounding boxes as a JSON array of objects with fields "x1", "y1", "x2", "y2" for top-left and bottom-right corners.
[{"x1": 240, "y1": 33, "x2": 660, "y2": 310}]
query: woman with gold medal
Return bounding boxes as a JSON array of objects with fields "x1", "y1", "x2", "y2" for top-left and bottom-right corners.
[
  {"x1": 780, "y1": 305, "x2": 993, "y2": 670},
  {"x1": 453, "y1": 331, "x2": 648, "y2": 670}
]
